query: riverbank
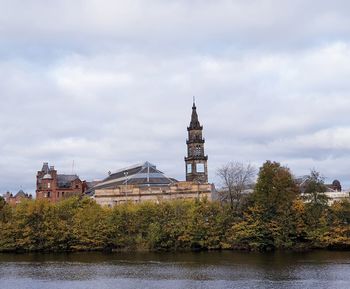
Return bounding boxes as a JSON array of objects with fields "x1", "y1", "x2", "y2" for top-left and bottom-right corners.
[{"x1": 1, "y1": 194, "x2": 350, "y2": 253}]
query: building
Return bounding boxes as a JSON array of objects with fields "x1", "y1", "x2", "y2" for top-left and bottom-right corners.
[
  {"x1": 36, "y1": 162, "x2": 86, "y2": 202},
  {"x1": 92, "y1": 101, "x2": 214, "y2": 206},
  {"x1": 185, "y1": 101, "x2": 208, "y2": 183},
  {"x1": 92, "y1": 162, "x2": 213, "y2": 206},
  {"x1": 297, "y1": 176, "x2": 350, "y2": 205},
  {"x1": 4, "y1": 190, "x2": 32, "y2": 206},
  {"x1": 324, "y1": 180, "x2": 349, "y2": 204}
]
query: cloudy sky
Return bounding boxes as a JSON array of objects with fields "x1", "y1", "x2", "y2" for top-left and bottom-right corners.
[{"x1": 1, "y1": 0, "x2": 350, "y2": 193}]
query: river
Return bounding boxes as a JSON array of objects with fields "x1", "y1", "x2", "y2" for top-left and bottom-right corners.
[{"x1": 1, "y1": 250, "x2": 350, "y2": 289}]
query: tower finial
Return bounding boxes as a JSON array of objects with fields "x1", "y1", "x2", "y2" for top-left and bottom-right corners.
[{"x1": 192, "y1": 96, "x2": 196, "y2": 108}]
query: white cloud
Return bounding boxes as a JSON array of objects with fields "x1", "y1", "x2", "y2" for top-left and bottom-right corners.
[{"x1": 1, "y1": 1, "x2": 350, "y2": 193}]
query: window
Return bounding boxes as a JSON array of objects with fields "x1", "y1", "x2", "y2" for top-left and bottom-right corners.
[
  {"x1": 196, "y1": 163, "x2": 205, "y2": 173},
  {"x1": 57, "y1": 192, "x2": 59, "y2": 198},
  {"x1": 187, "y1": 164, "x2": 192, "y2": 173},
  {"x1": 195, "y1": 145, "x2": 201, "y2": 156},
  {"x1": 47, "y1": 183, "x2": 51, "y2": 189},
  {"x1": 47, "y1": 192, "x2": 51, "y2": 198}
]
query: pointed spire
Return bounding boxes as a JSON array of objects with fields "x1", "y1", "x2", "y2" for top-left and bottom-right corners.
[{"x1": 189, "y1": 97, "x2": 201, "y2": 129}]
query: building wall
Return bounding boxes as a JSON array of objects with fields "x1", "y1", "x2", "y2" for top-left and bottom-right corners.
[
  {"x1": 325, "y1": 191, "x2": 350, "y2": 205},
  {"x1": 36, "y1": 170, "x2": 84, "y2": 203},
  {"x1": 94, "y1": 181, "x2": 213, "y2": 207},
  {"x1": 4, "y1": 193, "x2": 32, "y2": 207}
]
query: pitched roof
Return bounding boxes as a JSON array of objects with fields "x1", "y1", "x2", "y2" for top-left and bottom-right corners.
[
  {"x1": 57, "y1": 174, "x2": 79, "y2": 188},
  {"x1": 93, "y1": 162, "x2": 177, "y2": 190},
  {"x1": 15, "y1": 190, "x2": 26, "y2": 198}
]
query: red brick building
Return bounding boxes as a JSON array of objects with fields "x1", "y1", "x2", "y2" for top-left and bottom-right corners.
[
  {"x1": 4, "y1": 190, "x2": 32, "y2": 206},
  {"x1": 36, "y1": 162, "x2": 86, "y2": 202}
]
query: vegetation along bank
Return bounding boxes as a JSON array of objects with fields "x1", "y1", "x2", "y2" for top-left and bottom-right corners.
[{"x1": 1, "y1": 161, "x2": 350, "y2": 252}]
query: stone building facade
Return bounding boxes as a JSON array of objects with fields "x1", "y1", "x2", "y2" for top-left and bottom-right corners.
[
  {"x1": 93, "y1": 162, "x2": 213, "y2": 206},
  {"x1": 185, "y1": 101, "x2": 208, "y2": 183},
  {"x1": 36, "y1": 162, "x2": 85, "y2": 202},
  {"x1": 91, "y1": 102, "x2": 213, "y2": 206}
]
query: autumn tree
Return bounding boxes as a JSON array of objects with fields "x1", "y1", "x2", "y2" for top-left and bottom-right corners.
[
  {"x1": 229, "y1": 161, "x2": 300, "y2": 250},
  {"x1": 302, "y1": 170, "x2": 329, "y2": 206},
  {"x1": 253, "y1": 161, "x2": 299, "y2": 217},
  {"x1": 216, "y1": 162, "x2": 255, "y2": 212},
  {"x1": 302, "y1": 170, "x2": 330, "y2": 239}
]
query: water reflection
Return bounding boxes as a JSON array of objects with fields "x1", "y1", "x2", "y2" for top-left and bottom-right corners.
[{"x1": 1, "y1": 251, "x2": 350, "y2": 289}]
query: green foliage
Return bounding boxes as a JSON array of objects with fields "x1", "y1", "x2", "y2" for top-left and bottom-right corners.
[
  {"x1": 226, "y1": 162, "x2": 349, "y2": 251},
  {"x1": 303, "y1": 170, "x2": 328, "y2": 206},
  {"x1": 1, "y1": 164, "x2": 350, "y2": 252},
  {"x1": 253, "y1": 161, "x2": 299, "y2": 218}
]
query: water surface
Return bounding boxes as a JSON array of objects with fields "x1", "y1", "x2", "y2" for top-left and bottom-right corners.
[{"x1": 1, "y1": 250, "x2": 350, "y2": 289}]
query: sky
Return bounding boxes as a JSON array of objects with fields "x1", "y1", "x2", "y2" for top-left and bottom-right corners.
[{"x1": 1, "y1": 0, "x2": 350, "y2": 194}]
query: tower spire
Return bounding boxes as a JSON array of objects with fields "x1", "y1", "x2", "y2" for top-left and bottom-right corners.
[
  {"x1": 189, "y1": 98, "x2": 201, "y2": 130},
  {"x1": 185, "y1": 100, "x2": 208, "y2": 183}
]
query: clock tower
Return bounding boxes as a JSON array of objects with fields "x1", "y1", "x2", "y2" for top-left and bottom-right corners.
[{"x1": 185, "y1": 100, "x2": 208, "y2": 183}]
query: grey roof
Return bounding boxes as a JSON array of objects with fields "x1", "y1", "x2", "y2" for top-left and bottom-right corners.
[
  {"x1": 57, "y1": 174, "x2": 79, "y2": 188},
  {"x1": 41, "y1": 162, "x2": 49, "y2": 174},
  {"x1": 93, "y1": 162, "x2": 178, "y2": 191},
  {"x1": 15, "y1": 190, "x2": 26, "y2": 198}
]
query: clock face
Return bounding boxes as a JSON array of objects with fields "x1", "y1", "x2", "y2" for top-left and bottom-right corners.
[
  {"x1": 196, "y1": 163, "x2": 205, "y2": 172},
  {"x1": 187, "y1": 164, "x2": 192, "y2": 173}
]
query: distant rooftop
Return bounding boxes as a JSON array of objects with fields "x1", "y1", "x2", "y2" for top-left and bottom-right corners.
[{"x1": 93, "y1": 161, "x2": 177, "y2": 191}]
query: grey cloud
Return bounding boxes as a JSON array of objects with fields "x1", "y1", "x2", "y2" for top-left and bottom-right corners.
[
  {"x1": 1, "y1": 0, "x2": 350, "y2": 57},
  {"x1": 1, "y1": 1, "x2": 350, "y2": 193}
]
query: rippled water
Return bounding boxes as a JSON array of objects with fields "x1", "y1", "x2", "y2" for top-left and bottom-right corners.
[{"x1": 1, "y1": 250, "x2": 350, "y2": 289}]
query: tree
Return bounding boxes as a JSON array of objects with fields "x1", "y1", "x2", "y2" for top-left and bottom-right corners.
[
  {"x1": 216, "y1": 162, "x2": 255, "y2": 211},
  {"x1": 233, "y1": 161, "x2": 300, "y2": 250},
  {"x1": 253, "y1": 161, "x2": 299, "y2": 217},
  {"x1": 302, "y1": 170, "x2": 329, "y2": 206},
  {"x1": 301, "y1": 170, "x2": 330, "y2": 239},
  {"x1": 0, "y1": 196, "x2": 11, "y2": 222}
]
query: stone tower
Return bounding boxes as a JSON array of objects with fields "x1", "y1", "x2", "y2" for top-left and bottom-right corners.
[{"x1": 185, "y1": 100, "x2": 208, "y2": 183}]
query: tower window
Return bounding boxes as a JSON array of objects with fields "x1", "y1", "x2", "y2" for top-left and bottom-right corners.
[
  {"x1": 196, "y1": 163, "x2": 205, "y2": 173},
  {"x1": 187, "y1": 164, "x2": 192, "y2": 173}
]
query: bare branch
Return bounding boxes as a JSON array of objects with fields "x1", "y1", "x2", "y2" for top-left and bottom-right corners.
[{"x1": 216, "y1": 162, "x2": 256, "y2": 211}]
